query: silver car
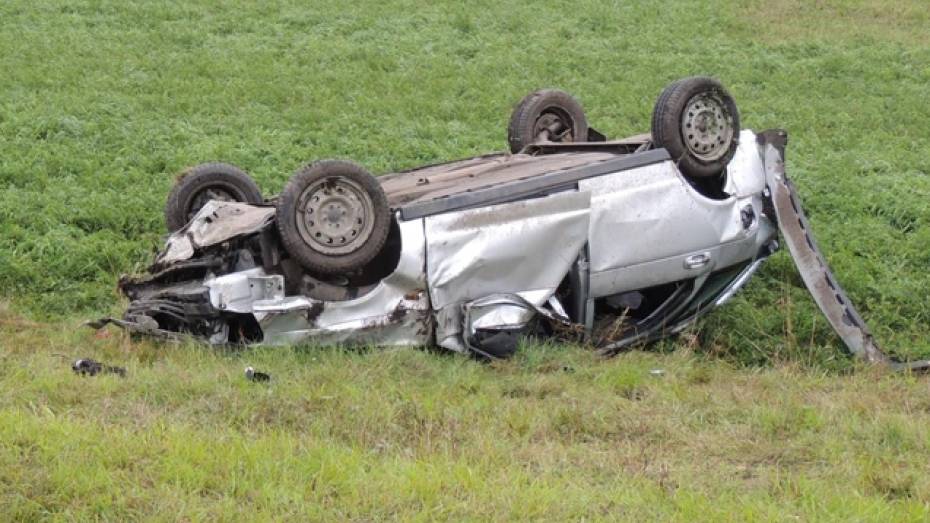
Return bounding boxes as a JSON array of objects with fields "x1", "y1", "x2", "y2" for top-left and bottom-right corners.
[{"x1": 94, "y1": 77, "x2": 926, "y2": 369}]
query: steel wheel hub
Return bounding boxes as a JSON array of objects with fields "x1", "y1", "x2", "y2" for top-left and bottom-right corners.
[
  {"x1": 295, "y1": 176, "x2": 374, "y2": 255},
  {"x1": 681, "y1": 92, "x2": 734, "y2": 162}
]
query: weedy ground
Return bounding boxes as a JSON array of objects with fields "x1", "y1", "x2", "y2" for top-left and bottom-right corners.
[{"x1": 1, "y1": 0, "x2": 929, "y2": 520}]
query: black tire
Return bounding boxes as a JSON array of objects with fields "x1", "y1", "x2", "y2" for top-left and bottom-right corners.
[
  {"x1": 275, "y1": 160, "x2": 391, "y2": 275},
  {"x1": 651, "y1": 77, "x2": 740, "y2": 179},
  {"x1": 165, "y1": 163, "x2": 263, "y2": 232},
  {"x1": 507, "y1": 89, "x2": 588, "y2": 153}
]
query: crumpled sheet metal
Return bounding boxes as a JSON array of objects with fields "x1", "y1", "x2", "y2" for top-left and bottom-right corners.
[
  {"x1": 205, "y1": 267, "x2": 285, "y2": 314},
  {"x1": 466, "y1": 291, "x2": 556, "y2": 332},
  {"x1": 462, "y1": 293, "x2": 573, "y2": 332},
  {"x1": 724, "y1": 130, "x2": 767, "y2": 198},
  {"x1": 581, "y1": 139, "x2": 762, "y2": 274},
  {"x1": 424, "y1": 190, "x2": 591, "y2": 352},
  {"x1": 461, "y1": 293, "x2": 579, "y2": 357},
  {"x1": 251, "y1": 216, "x2": 431, "y2": 347},
  {"x1": 157, "y1": 201, "x2": 275, "y2": 265},
  {"x1": 578, "y1": 131, "x2": 775, "y2": 300}
]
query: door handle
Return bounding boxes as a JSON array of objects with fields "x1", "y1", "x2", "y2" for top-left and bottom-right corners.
[{"x1": 684, "y1": 252, "x2": 711, "y2": 269}]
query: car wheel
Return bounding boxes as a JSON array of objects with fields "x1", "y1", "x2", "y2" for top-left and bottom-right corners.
[
  {"x1": 275, "y1": 160, "x2": 391, "y2": 275},
  {"x1": 651, "y1": 77, "x2": 740, "y2": 179},
  {"x1": 507, "y1": 89, "x2": 588, "y2": 153},
  {"x1": 165, "y1": 163, "x2": 263, "y2": 232}
]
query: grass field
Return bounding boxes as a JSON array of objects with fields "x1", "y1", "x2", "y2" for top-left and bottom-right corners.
[{"x1": 2, "y1": 0, "x2": 930, "y2": 519}]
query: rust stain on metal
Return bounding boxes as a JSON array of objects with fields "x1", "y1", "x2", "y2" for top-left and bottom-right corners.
[{"x1": 404, "y1": 290, "x2": 425, "y2": 301}]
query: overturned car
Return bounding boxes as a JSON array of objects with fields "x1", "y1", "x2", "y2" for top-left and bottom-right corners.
[{"x1": 94, "y1": 77, "x2": 927, "y2": 369}]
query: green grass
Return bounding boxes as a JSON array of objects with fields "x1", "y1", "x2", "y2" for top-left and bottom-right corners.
[
  {"x1": 4, "y1": 320, "x2": 930, "y2": 520},
  {"x1": 2, "y1": 0, "x2": 930, "y2": 519}
]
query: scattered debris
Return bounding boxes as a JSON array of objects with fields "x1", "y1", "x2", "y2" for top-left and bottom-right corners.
[
  {"x1": 245, "y1": 366, "x2": 271, "y2": 382},
  {"x1": 72, "y1": 358, "x2": 127, "y2": 377}
]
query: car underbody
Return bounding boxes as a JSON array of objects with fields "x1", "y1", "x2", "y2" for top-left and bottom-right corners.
[{"x1": 92, "y1": 80, "x2": 930, "y2": 370}]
